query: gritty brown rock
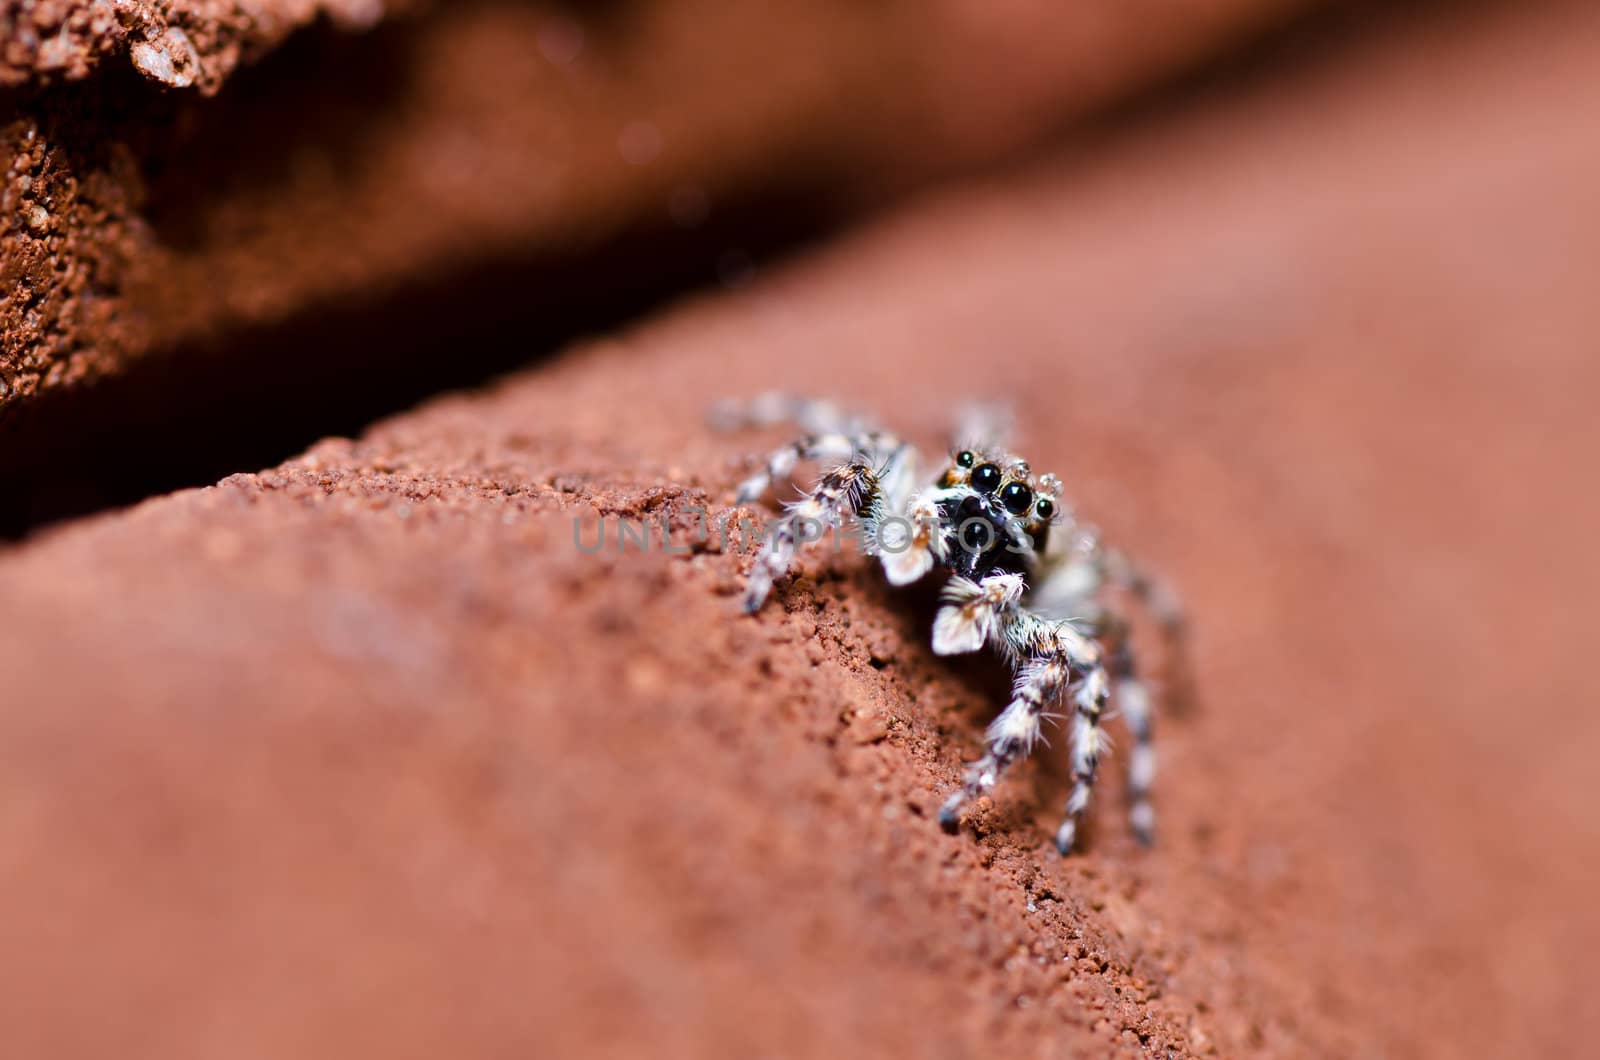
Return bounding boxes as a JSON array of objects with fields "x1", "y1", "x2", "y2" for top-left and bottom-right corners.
[
  {"x1": 0, "y1": 0, "x2": 1306, "y2": 436},
  {"x1": 2, "y1": 0, "x2": 405, "y2": 90},
  {"x1": 0, "y1": 4, "x2": 1595, "y2": 1057}
]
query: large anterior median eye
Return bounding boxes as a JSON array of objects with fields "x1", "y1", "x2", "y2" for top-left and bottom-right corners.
[
  {"x1": 970, "y1": 463, "x2": 1002, "y2": 493},
  {"x1": 1000, "y1": 481, "x2": 1034, "y2": 515}
]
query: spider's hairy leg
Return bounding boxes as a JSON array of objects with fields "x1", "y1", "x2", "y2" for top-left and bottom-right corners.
[
  {"x1": 1108, "y1": 632, "x2": 1157, "y2": 846},
  {"x1": 1019, "y1": 536, "x2": 1102, "y2": 622},
  {"x1": 874, "y1": 435, "x2": 921, "y2": 516},
  {"x1": 1028, "y1": 548, "x2": 1156, "y2": 845},
  {"x1": 936, "y1": 596, "x2": 1113, "y2": 855},
  {"x1": 1054, "y1": 650, "x2": 1112, "y2": 856},
  {"x1": 743, "y1": 459, "x2": 880, "y2": 613},
  {"x1": 1101, "y1": 547, "x2": 1193, "y2": 713},
  {"x1": 735, "y1": 430, "x2": 903, "y2": 504},
  {"x1": 735, "y1": 432, "x2": 852, "y2": 504},
  {"x1": 709, "y1": 392, "x2": 862, "y2": 435}
]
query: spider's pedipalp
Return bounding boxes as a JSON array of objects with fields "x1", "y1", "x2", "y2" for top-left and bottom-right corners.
[
  {"x1": 878, "y1": 490, "x2": 944, "y2": 586},
  {"x1": 932, "y1": 572, "x2": 1024, "y2": 656}
]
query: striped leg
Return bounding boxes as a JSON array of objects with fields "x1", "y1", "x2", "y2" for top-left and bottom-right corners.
[
  {"x1": 736, "y1": 432, "x2": 852, "y2": 503},
  {"x1": 734, "y1": 430, "x2": 902, "y2": 504},
  {"x1": 709, "y1": 392, "x2": 861, "y2": 435},
  {"x1": 1115, "y1": 653, "x2": 1157, "y2": 846},
  {"x1": 743, "y1": 459, "x2": 880, "y2": 613},
  {"x1": 1081, "y1": 611, "x2": 1156, "y2": 846},
  {"x1": 1030, "y1": 531, "x2": 1188, "y2": 707},
  {"x1": 938, "y1": 605, "x2": 1110, "y2": 856},
  {"x1": 936, "y1": 651, "x2": 1066, "y2": 832},
  {"x1": 1054, "y1": 647, "x2": 1111, "y2": 855},
  {"x1": 1101, "y1": 547, "x2": 1192, "y2": 714}
]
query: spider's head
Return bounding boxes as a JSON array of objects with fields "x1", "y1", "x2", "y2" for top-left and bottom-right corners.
[{"x1": 937, "y1": 448, "x2": 1063, "y2": 577}]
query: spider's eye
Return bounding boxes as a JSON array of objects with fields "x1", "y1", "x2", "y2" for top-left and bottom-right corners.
[
  {"x1": 955, "y1": 450, "x2": 975, "y2": 468},
  {"x1": 1000, "y1": 481, "x2": 1034, "y2": 515},
  {"x1": 1035, "y1": 497, "x2": 1055, "y2": 519},
  {"x1": 970, "y1": 463, "x2": 1002, "y2": 493}
]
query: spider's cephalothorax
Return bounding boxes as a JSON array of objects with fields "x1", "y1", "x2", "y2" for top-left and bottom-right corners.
[
  {"x1": 717, "y1": 394, "x2": 1189, "y2": 855},
  {"x1": 933, "y1": 447, "x2": 1059, "y2": 580}
]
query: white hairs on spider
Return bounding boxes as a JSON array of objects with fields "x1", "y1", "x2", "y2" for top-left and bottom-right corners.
[{"x1": 719, "y1": 392, "x2": 1189, "y2": 855}]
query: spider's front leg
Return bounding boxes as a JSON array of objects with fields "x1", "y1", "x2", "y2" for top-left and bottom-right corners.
[
  {"x1": 742, "y1": 458, "x2": 883, "y2": 613},
  {"x1": 735, "y1": 430, "x2": 905, "y2": 506},
  {"x1": 934, "y1": 575, "x2": 1112, "y2": 855}
]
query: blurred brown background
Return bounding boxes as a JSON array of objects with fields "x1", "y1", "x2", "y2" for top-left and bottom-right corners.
[{"x1": 1, "y1": 1, "x2": 1595, "y2": 1057}]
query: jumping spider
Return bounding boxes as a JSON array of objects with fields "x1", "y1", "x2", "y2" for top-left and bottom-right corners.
[{"x1": 717, "y1": 394, "x2": 1188, "y2": 854}]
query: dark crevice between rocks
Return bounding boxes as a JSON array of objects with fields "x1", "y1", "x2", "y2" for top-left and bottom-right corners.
[
  {"x1": 0, "y1": 2, "x2": 849, "y2": 539},
  {"x1": 0, "y1": 0, "x2": 1463, "y2": 541},
  {"x1": 0, "y1": 196, "x2": 832, "y2": 538}
]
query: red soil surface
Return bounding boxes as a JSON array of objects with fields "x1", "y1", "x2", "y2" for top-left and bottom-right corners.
[{"x1": 1, "y1": 3, "x2": 1596, "y2": 1058}]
